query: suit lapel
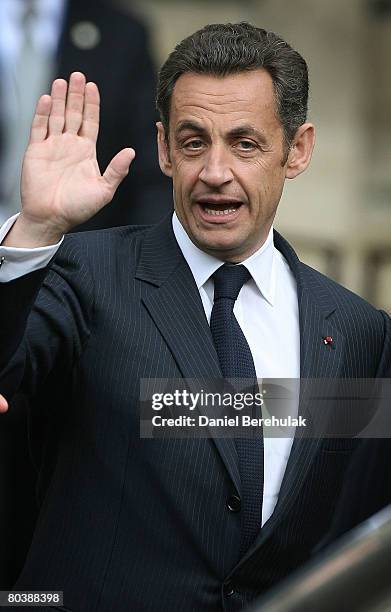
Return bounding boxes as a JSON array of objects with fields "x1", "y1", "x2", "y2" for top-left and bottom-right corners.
[
  {"x1": 136, "y1": 216, "x2": 241, "y2": 493},
  {"x1": 256, "y1": 291, "x2": 345, "y2": 541},
  {"x1": 235, "y1": 232, "x2": 346, "y2": 562}
]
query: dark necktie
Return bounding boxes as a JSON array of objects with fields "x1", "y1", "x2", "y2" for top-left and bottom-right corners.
[{"x1": 210, "y1": 263, "x2": 264, "y2": 555}]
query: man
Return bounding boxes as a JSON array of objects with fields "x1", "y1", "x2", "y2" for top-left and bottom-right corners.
[{"x1": 0, "y1": 23, "x2": 390, "y2": 612}]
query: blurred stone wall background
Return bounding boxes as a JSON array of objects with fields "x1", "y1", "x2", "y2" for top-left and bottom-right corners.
[{"x1": 119, "y1": 0, "x2": 391, "y2": 312}]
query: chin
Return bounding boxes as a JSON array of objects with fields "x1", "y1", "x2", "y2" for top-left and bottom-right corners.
[{"x1": 198, "y1": 237, "x2": 245, "y2": 257}]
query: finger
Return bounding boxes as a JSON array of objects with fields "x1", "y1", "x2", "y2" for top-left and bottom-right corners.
[
  {"x1": 48, "y1": 79, "x2": 67, "y2": 135},
  {"x1": 0, "y1": 394, "x2": 8, "y2": 414},
  {"x1": 64, "y1": 72, "x2": 86, "y2": 134},
  {"x1": 79, "y1": 82, "x2": 100, "y2": 143},
  {"x1": 29, "y1": 95, "x2": 52, "y2": 144},
  {"x1": 103, "y1": 148, "x2": 135, "y2": 197}
]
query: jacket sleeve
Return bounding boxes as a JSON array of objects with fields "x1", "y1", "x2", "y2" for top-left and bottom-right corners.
[{"x1": 0, "y1": 234, "x2": 94, "y2": 402}]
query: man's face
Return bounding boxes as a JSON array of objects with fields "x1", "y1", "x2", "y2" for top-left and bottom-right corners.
[{"x1": 157, "y1": 69, "x2": 309, "y2": 262}]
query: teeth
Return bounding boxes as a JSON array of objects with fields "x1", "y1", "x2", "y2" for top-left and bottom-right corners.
[{"x1": 204, "y1": 207, "x2": 237, "y2": 215}]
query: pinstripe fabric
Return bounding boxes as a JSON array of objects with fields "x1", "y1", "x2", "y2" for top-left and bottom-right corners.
[{"x1": 0, "y1": 216, "x2": 390, "y2": 611}]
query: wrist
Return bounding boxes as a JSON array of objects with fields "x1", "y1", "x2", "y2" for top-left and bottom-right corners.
[{"x1": 1, "y1": 213, "x2": 64, "y2": 248}]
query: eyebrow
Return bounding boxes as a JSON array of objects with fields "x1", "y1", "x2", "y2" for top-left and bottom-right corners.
[
  {"x1": 174, "y1": 121, "x2": 268, "y2": 144},
  {"x1": 175, "y1": 121, "x2": 208, "y2": 138},
  {"x1": 227, "y1": 125, "x2": 268, "y2": 144}
]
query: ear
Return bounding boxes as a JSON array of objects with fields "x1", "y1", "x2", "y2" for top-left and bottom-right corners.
[
  {"x1": 156, "y1": 122, "x2": 172, "y2": 178},
  {"x1": 285, "y1": 123, "x2": 315, "y2": 179}
]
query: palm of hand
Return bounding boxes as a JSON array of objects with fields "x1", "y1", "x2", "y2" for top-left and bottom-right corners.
[
  {"x1": 19, "y1": 73, "x2": 134, "y2": 235},
  {"x1": 22, "y1": 133, "x2": 107, "y2": 227}
]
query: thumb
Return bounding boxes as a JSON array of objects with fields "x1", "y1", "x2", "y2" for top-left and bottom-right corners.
[
  {"x1": 0, "y1": 394, "x2": 8, "y2": 413},
  {"x1": 102, "y1": 148, "x2": 135, "y2": 198}
]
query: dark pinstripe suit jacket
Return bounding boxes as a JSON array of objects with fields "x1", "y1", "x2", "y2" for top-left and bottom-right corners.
[{"x1": 0, "y1": 216, "x2": 390, "y2": 612}]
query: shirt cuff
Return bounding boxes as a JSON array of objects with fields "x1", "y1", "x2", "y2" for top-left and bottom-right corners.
[{"x1": 0, "y1": 214, "x2": 64, "y2": 282}]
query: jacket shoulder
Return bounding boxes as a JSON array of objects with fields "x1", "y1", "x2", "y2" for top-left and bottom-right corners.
[
  {"x1": 58, "y1": 224, "x2": 150, "y2": 263},
  {"x1": 301, "y1": 261, "x2": 387, "y2": 319}
]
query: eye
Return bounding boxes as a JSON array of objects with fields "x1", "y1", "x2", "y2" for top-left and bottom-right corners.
[
  {"x1": 183, "y1": 139, "x2": 204, "y2": 151},
  {"x1": 235, "y1": 140, "x2": 257, "y2": 151}
]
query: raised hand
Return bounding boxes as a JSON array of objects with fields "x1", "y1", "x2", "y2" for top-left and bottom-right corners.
[{"x1": 6, "y1": 72, "x2": 135, "y2": 247}]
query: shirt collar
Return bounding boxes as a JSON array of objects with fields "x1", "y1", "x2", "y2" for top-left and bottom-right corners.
[{"x1": 172, "y1": 212, "x2": 276, "y2": 305}]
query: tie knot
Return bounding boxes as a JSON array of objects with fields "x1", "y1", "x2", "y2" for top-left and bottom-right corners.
[{"x1": 213, "y1": 263, "x2": 251, "y2": 302}]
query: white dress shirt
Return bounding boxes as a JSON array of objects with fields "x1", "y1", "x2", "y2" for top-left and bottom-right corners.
[
  {"x1": 0, "y1": 214, "x2": 64, "y2": 280},
  {"x1": 0, "y1": 212, "x2": 300, "y2": 526}
]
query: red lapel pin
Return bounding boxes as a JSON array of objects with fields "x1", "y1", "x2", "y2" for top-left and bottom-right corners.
[{"x1": 323, "y1": 336, "x2": 333, "y2": 346}]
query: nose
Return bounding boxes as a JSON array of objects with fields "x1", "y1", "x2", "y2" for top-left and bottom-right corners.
[{"x1": 198, "y1": 145, "x2": 234, "y2": 188}]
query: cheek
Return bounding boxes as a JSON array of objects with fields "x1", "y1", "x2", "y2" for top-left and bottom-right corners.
[
  {"x1": 251, "y1": 163, "x2": 285, "y2": 195},
  {"x1": 173, "y1": 159, "x2": 202, "y2": 192}
]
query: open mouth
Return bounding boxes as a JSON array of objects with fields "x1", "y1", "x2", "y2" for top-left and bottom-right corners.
[
  {"x1": 203, "y1": 205, "x2": 240, "y2": 216},
  {"x1": 196, "y1": 200, "x2": 243, "y2": 221}
]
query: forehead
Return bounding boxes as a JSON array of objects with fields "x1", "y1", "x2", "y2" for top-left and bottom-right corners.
[{"x1": 169, "y1": 69, "x2": 280, "y2": 131}]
